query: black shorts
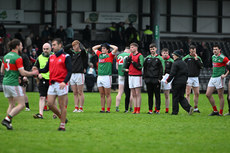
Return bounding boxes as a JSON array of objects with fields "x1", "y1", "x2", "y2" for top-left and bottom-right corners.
[{"x1": 38, "y1": 79, "x2": 49, "y2": 97}]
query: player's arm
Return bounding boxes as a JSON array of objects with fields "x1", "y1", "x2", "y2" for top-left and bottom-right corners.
[
  {"x1": 166, "y1": 62, "x2": 177, "y2": 83},
  {"x1": 39, "y1": 59, "x2": 49, "y2": 74},
  {"x1": 60, "y1": 55, "x2": 72, "y2": 89},
  {"x1": 63, "y1": 55, "x2": 72, "y2": 84},
  {"x1": 159, "y1": 57, "x2": 164, "y2": 81},
  {"x1": 159, "y1": 57, "x2": 165, "y2": 75},
  {"x1": 195, "y1": 55, "x2": 203, "y2": 69},
  {"x1": 16, "y1": 57, "x2": 38, "y2": 76},
  {"x1": 110, "y1": 44, "x2": 118, "y2": 55},
  {"x1": 132, "y1": 55, "x2": 144, "y2": 70},
  {"x1": 1, "y1": 62, "x2": 4, "y2": 74},
  {"x1": 92, "y1": 45, "x2": 101, "y2": 53},
  {"x1": 32, "y1": 59, "x2": 44, "y2": 79}
]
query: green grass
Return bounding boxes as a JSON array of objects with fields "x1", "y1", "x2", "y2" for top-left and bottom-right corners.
[{"x1": 0, "y1": 92, "x2": 229, "y2": 153}]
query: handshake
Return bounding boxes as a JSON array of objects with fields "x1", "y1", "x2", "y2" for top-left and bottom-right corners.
[{"x1": 31, "y1": 67, "x2": 39, "y2": 77}]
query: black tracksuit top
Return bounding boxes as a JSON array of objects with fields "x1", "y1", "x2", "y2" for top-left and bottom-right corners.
[{"x1": 167, "y1": 58, "x2": 188, "y2": 85}]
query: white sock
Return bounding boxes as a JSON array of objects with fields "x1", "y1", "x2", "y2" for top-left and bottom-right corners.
[{"x1": 5, "y1": 116, "x2": 11, "y2": 122}]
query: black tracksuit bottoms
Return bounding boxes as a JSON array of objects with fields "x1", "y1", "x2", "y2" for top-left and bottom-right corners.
[
  {"x1": 172, "y1": 83, "x2": 191, "y2": 114},
  {"x1": 227, "y1": 93, "x2": 230, "y2": 113},
  {"x1": 124, "y1": 75, "x2": 131, "y2": 111},
  {"x1": 146, "y1": 82, "x2": 161, "y2": 111}
]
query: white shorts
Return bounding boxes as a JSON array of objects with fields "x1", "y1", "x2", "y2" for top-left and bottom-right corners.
[
  {"x1": 187, "y1": 77, "x2": 199, "y2": 87},
  {"x1": 208, "y1": 76, "x2": 226, "y2": 89},
  {"x1": 2, "y1": 85, "x2": 24, "y2": 98},
  {"x1": 97, "y1": 75, "x2": 112, "y2": 88},
  {"x1": 161, "y1": 73, "x2": 172, "y2": 90},
  {"x1": 48, "y1": 82, "x2": 69, "y2": 96},
  {"x1": 129, "y1": 76, "x2": 142, "y2": 89},
  {"x1": 69, "y1": 73, "x2": 85, "y2": 86},
  {"x1": 118, "y1": 76, "x2": 125, "y2": 85}
]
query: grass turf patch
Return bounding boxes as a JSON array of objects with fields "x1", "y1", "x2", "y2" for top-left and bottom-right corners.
[{"x1": 0, "y1": 92, "x2": 229, "y2": 153}]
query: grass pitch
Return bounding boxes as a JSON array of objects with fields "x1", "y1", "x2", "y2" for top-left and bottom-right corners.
[{"x1": 0, "y1": 92, "x2": 229, "y2": 153}]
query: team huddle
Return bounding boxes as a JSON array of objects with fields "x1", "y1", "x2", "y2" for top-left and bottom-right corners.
[{"x1": 1, "y1": 38, "x2": 230, "y2": 131}]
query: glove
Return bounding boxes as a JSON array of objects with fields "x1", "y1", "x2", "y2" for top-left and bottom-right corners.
[
  {"x1": 126, "y1": 56, "x2": 132, "y2": 64},
  {"x1": 132, "y1": 61, "x2": 142, "y2": 70}
]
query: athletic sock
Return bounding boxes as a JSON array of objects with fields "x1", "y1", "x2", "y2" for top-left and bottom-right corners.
[
  {"x1": 44, "y1": 105, "x2": 48, "y2": 110},
  {"x1": 25, "y1": 102, "x2": 30, "y2": 108},
  {"x1": 5, "y1": 114, "x2": 13, "y2": 122},
  {"x1": 107, "y1": 107, "x2": 110, "y2": 112},
  {"x1": 213, "y1": 106, "x2": 218, "y2": 112},
  {"x1": 80, "y1": 106, "x2": 83, "y2": 111},
  {"x1": 65, "y1": 105, "x2": 67, "y2": 109},
  {"x1": 134, "y1": 107, "x2": 137, "y2": 112},
  {"x1": 137, "y1": 107, "x2": 140, "y2": 112},
  {"x1": 60, "y1": 122, "x2": 65, "y2": 129},
  {"x1": 75, "y1": 106, "x2": 79, "y2": 110},
  {"x1": 155, "y1": 107, "x2": 157, "y2": 111},
  {"x1": 101, "y1": 107, "x2": 105, "y2": 111},
  {"x1": 194, "y1": 106, "x2": 198, "y2": 109},
  {"x1": 166, "y1": 108, "x2": 169, "y2": 113},
  {"x1": 219, "y1": 109, "x2": 223, "y2": 115},
  {"x1": 149, "y1": 110, "x2": 153, "y2": 113}
]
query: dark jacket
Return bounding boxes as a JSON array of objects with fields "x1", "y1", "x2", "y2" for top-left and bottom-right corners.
[
  {"x1": 64, "y1": 44, "x2": 88, "y2": 73},
  {"x1": 183, "y1": 54, "x2": 203, "y2": 77},
  {"x1": 21, "y1": 52, "x2": 31, "y2": 71},
  {"x1": 163, "y1": 56, "x2": 174, "y2": 74},
  {"x1": 143, "y1": 56, "x2": 163, "y2": 83},
  {"x1": 167, "y1": 57, "x2": 188, "y2": 85}
]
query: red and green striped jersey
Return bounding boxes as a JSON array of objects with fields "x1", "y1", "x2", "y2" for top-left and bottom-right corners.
[
  {"x1": 117, "y1": 52, "x2": 130, "y2": 76},
  {"x1": 96, "y1": 50, "x2": 115, "y2": 76},
  {"x1": 2, "y1": 51, "x2": 24, "y2": 86},
  {"x1": 212, "y1": 53, "x2": 229, "y2": 77}
]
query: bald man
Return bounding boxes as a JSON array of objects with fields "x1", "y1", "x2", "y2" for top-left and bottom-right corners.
[{"x1": 33, "y1": 43, "x2": 52, "y2": 119}]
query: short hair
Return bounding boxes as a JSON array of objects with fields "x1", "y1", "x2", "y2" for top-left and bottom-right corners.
[
  {"x1": 130, "y1": 42, "x2": 139, "y2": 48},
  {"x1": 52, "y1": 38, "x2": 63, "y2": 46},
  {"x1": 213, "y1": 44, "x2": 221, "y2": 49},
  {"x1": 189, "y1": 45, "x2": 196, "y2": 50},
  {"x1": 149, "y1": 43, "x2": 157, "y2": 48},
  {"x1": 8, "y1": 39, "x2": 21, "y2": 50},
  {"x1": 72, "y1": 40, "x2": 80, "y2": 46},
  {"x1": 161, "y1": 48, "x2": 169, "y2": 53},
  {"x1": 101, "y1": 43, "x2": 110, "y2": 50}
]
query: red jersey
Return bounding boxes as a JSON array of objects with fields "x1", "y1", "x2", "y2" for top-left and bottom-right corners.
[{"x1": 49, "y1": 54, "x2": 68, "y2": 84}]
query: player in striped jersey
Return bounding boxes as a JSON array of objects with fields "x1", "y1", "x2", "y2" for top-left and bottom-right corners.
[
  {"x1": 206, "y1": 44, "x2": 230, "y2": 116},
  {"x1": 92, "y1": 43, "x2": 118, "y2": 113},
  {"x1": 1, "y1": 39, "x2": 38, "y2": 130}
]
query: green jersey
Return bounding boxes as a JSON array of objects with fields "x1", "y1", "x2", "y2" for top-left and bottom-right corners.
[
  {"x1": 96, "y1": 51, "x2": 115, "y2": 76},
  {"x1": 116, "y1": 52, "x2": 130, "y2": 76},
  {"x1": 212, "y1": 53, "x2": 229, "y2": 77},
  {"x1": 2, "y1": 51, "x2": 24, "y2": 86}
]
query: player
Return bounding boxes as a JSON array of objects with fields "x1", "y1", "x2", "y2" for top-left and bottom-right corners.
[
  {"x1": 206, "y1": 44, "x2": 230, "y2": 116},
  {"x1": 92, "y1": 43, "x2": 118, "y2": 113},
  {"x1": 160, "y1": 48, "x2": 174, "y2": 113},
  {"x1": 65, "y1": 40, "x2": 88, "y2": 113},
  {"x1": 1, "y1": 39, "x2": 38, "y2": 130},
  {"x1": 125, "y1": 43, "x2": 144, "y2": 114},
  {"x1": 183, "y1": 45, "x2": 203, "y2": 113},
  {"x1": 38, "y1": 38, "x2": 72, "y2": 131},
  {"x1": 115, "y1": 47, "x2": 133, "y2": 112},
  {"x1": 143, "y1": 43, "x2": 164, "y2": 114}
]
